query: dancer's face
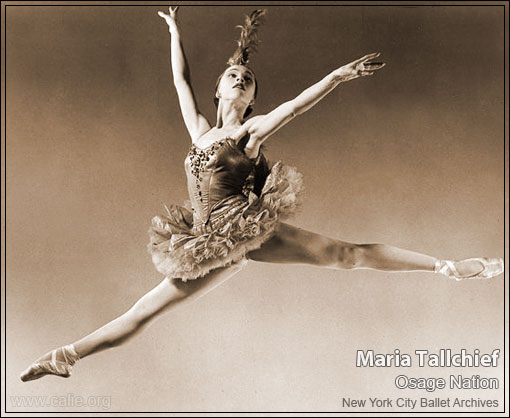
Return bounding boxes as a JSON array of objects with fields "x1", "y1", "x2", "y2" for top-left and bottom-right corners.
[{"x1": 216, "y1": 65, "x2": 257, "y2": 107}]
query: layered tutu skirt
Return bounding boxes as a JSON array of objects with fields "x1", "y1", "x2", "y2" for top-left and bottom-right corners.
[{"x1": 147, "y1": 161, "x2": 304, "y2": 281}]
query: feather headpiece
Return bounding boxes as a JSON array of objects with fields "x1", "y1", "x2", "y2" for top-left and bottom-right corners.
[{"x1": 227, "y1": 9, "x2": 267, "y2": 66}]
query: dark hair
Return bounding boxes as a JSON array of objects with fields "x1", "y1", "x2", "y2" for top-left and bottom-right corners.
[{"x1": 213, "y1": 67, "x2": 258, "y2": 119}]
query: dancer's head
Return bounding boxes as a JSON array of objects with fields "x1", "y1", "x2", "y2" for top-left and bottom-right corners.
[
  {"x1": 214, "y1": 9, "x2": 266, "y2": 120},
  {"x1": 214, "y1": 65, "x2": 258, "y2": 119}
]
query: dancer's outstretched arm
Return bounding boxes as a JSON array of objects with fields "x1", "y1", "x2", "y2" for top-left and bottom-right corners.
[
  {"x1": 239, "y1": 53, "x2": 385, "y2": 144},
  {"x1": 20, "y1": 261, "x2": 246, "y2": 382},
  {"x1": 158, "y1": 7, "x2": 211, "y2": 141}
]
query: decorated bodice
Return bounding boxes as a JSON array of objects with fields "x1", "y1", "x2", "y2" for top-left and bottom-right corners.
[{"x1": 184, "y1": 136, "x2": 269, "y2": 227}]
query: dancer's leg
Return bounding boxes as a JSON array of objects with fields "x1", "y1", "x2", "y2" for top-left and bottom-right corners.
[
  {"x1": 20, "y1": 260, "x2": 246, "y2": 381},
  {"x1": 246, "y1": 223, "x2": 487, "y2": 276}
]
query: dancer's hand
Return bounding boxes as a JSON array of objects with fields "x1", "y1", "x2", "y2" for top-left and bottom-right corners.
[
  {"x1": 333, "y1": 52, "x2": 386, "y2": 82},
  {"x1": 158, "y1": 6, "x2": 179, "y2": 33}
]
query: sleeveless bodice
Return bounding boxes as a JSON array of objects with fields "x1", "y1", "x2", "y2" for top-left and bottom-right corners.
[
  {"x1": 184, "y1": 137, "x2": 267, "y2": 228},
  {"x1": 148, "y1": 135, "x2": 303, "y2": 282}
]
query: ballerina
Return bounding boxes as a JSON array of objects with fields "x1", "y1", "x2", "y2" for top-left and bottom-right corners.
[{"x1": 20, "y1": 7, "x2": 504, "y2": 383}]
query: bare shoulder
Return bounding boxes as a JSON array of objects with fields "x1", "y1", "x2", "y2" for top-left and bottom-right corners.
[
  {"x1": 243, "y1": 115, "x2": 265, "y2": 129},
  {"x1": 189, "y1": 117, "x2": 213, "y2": 143},
  {"x1": 191, "y1": 127, "x2": 217, "y2": 147}
]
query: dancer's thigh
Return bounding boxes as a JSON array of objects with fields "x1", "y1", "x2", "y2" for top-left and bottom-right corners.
[
  {"x1": 124, "y1": 260, "x2": 247, "y2": 324},
  {"x1": 246, "y1": 222, "x2": 351, "y2": 266},
  {"x1": 169, "y1": 258, "x2": 248, "y2": 302}
]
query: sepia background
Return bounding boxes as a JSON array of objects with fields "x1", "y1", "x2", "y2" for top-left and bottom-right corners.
[{"x1": 4, "y1": 2, "x2": 507, "y2": 413}]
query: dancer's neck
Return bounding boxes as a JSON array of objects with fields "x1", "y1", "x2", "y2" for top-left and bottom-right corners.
[{"x1": 216, "y1": 100, "x2": 246, "y2": 129}]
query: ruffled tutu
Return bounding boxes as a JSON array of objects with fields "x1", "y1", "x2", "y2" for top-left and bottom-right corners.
[{"x1": 147, "y1": 161, "x2": 304, "y2": 281}]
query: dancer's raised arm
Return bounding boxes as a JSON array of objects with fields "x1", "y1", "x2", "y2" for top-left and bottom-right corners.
[
  {"x1": 243, "y1": 53, "x2": 385, "y2": 142},
  {"x1": 158, "y1": 7, "x2": 211, "y2": 141}
]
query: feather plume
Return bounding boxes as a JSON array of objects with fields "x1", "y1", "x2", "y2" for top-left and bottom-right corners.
[{"x1": 227, "y1": 9, "x2": 267, "y2": 66}]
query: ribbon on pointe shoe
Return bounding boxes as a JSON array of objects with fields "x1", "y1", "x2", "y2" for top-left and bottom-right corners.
[
  {"x1": 434, "y1": 258, "x2": 504, "y2": 281},
  {"x1": 20, "y1": 344, "x2": 80, "y2": 382},
  {"x1": 62, "y1": 344, "x2": 80, "y2": 366}
]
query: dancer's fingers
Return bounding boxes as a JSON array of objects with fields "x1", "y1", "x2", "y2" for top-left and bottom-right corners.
[
  {"x1": 364, "y1": 62, "x2": 386, "y2": 70},
  {"x1": 169, "y1": 6, "x2": 179, "y2": 18},
  {"x1": 352, "y1": 52, "x2": 381, "y2": 66},
  {"x1": 361, "y1": 63, "x2": 386, "y2": 71}
]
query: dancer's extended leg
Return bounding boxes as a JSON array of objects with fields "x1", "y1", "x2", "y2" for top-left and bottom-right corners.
[
  {"x1": 246, "y1": 223, "x2": 503, "y2": 278},
  {"x1": 20, "y1": 260, "x2": 247, "y2": 382}
]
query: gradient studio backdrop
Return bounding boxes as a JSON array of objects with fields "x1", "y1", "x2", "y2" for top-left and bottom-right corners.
[{"x1": 5, "y1": 3, "x2": 506, "y2": 413}]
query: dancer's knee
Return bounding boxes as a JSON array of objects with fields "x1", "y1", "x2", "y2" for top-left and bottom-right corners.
[
  {"x1": 350, "y1": 243, "x2": 384, "y2": 269},
  {"x1": 335, "y1": 243, "x2": 365, "y2": 270}
]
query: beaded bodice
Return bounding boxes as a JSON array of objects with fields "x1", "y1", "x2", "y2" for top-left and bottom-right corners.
[{"x1": 184, "y1": 136, "x2": 267, "y2": 228}]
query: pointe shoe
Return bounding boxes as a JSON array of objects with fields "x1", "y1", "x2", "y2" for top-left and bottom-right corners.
[
  {"x1": 434, "y1": 258, "x2": 504, "y2": 281},
  {"x1": 20, "y1": 344, "x2": 80, "y2": 382}
]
